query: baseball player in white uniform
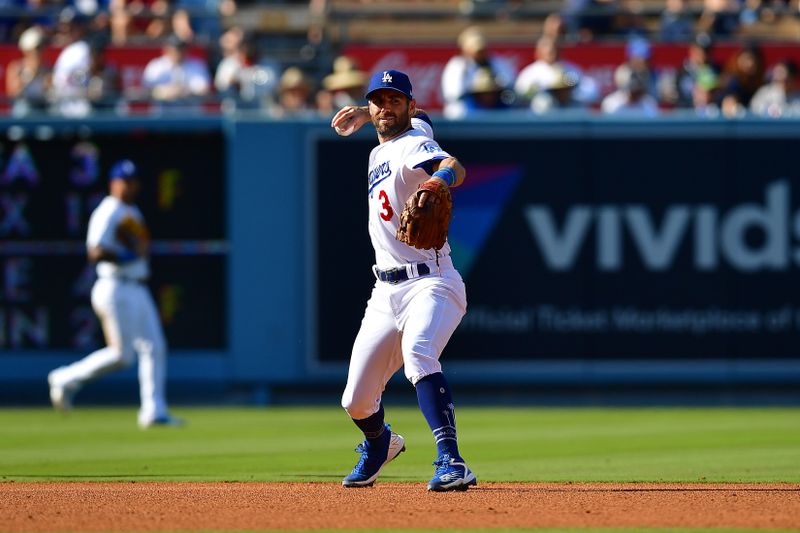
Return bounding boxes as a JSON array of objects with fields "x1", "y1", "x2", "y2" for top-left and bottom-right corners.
[
  {"x1": 47, "y1": 160, "x2": 182, "y2": 429},
  {"x1": 331, "y1": 69, "x2": 477, "y2": 491}
]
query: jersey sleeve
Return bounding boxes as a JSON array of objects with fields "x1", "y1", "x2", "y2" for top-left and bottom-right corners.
[
  {"x1": 86, "y1": 203, "x2": 122, "y2": 251},
  {"x1": 411, "y1": 113, "x2": 434, "y2": 139},
  {"x1": 404, "y1": 137, "x2": 449, "y2": 171}
]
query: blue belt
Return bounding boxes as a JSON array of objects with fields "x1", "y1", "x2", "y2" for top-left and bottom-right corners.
[{"x1": 374, "y1": 263, "x2": 431, "y2": 284}]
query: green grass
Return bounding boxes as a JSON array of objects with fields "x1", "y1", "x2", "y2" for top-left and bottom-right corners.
[{"x1": 0, "y1": 406, "x2": 798, "y2": 483}]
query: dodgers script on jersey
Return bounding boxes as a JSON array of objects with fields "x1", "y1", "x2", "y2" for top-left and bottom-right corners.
[
  {"x1": 86, "y1": 196, "x2": 149, "y2": 280},
  {"x1": 367, "y1": 128, "x2": 450, "y2": 269}
]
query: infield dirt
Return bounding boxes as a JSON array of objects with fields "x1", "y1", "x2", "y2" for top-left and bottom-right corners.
[{"x1": 2, "y1": 482, "x2": 799, "y2": 531}]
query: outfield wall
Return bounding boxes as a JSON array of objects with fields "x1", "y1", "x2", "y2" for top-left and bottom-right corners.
[{"x1": 2, "y1": 114, "x2": 800, "y2": 402}]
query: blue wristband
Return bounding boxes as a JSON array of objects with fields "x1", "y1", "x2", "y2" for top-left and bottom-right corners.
[{"x1": 432, "y1": 166, "x2": 456, "y2": 187}]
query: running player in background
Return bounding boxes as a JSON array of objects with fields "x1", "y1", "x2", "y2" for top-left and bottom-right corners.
[{"x1": 47, "y1": 160, "x2": 182, "y2": 429}]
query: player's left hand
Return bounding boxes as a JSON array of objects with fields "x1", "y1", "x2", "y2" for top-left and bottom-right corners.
[
  {"x1": 116, "y1": 216, "x2": 150, "y2": 257},
  {"x1": 396, "y1": 178, "x2": 452, "y2": 251}
]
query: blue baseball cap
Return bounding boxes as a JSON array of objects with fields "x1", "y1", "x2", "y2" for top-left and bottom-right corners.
[
  {"x1": 109, "y1": 159, "x2": 138, "y2": 181},
  {"x1": 365, "y1": 69, "x2": 413, "y2": 101}
]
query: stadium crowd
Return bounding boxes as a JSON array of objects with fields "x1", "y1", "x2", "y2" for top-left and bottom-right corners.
[{"x1": 3, "y1": 0, "x2": 800, "y2": 118}]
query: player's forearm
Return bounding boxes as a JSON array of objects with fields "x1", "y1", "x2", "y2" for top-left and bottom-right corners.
[{"x1": 431, "y1": 157, "x2": 465, "y2": 188}]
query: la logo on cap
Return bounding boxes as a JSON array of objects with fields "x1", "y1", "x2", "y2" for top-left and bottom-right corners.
[{"x1": 382, "y1": 71, "x2": 392, "y2": 83}]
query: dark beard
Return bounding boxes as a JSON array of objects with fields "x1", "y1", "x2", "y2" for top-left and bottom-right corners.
[{"x1": 373, "y1": 112, "x2": 411, "y2": 140}]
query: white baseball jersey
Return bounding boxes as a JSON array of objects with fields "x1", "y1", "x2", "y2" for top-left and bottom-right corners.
[
  {"x1": 87, "y1": 195, "x2": 149, "y2": 280},
  {"x1": 367, "y1": 128, "x2": 450, "y2": 269},
  {"x1": 50, "y1": 193, "x2": 169, "y2": 427}
]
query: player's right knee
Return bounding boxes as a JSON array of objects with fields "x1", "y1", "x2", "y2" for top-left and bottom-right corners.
[
  {"x1": 108, "y1": 348, "x2": 135, "y2": 370},
  {"x1": 341, "y1": 395, "x2": 375, "y2": 420}
]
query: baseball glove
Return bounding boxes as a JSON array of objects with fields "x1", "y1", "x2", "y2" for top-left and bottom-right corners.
[
  {"x1": 396, "y1": 179, "x2": 452, "y2": 250},
  {"x1": 116, "y1": 216, "x2": 150, "y2": 254}
]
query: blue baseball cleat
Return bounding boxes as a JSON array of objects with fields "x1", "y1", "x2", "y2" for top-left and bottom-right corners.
[
  {"x1": 138, "y1": 414, "x2": 185, "y2": 429},
  {"x1": 342, "y1": 426, "x2": 405, "y2": 488},
  {"x1": 427, "y1": 453, "x2": 477, "y2": 492}
]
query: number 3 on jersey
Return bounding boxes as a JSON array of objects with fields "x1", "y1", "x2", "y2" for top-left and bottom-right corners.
[{"x1": 378, "y1": 190, "x2": 394, "y2": 221}]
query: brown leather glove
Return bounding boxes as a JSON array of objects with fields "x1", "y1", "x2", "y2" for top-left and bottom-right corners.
[{"x1": 396, "y1": 179, "x2": 452, "y2": 250}]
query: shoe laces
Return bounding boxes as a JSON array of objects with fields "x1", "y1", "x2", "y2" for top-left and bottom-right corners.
[
  {"x1": 433, "y1": 453, "x2": 454, "y2": 475},
  {"x1": 351, "y1": 442, "x2": 369, "y2": 474}
]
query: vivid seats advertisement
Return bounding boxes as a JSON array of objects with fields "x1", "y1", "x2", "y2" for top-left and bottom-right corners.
[{"x1": 314, "y1": 131, "x2": 800, "y2": 363}]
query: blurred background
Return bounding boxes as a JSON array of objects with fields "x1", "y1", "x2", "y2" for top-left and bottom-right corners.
[{"x1": 2, "y1": 0, "x2": 800, "y2": 407}]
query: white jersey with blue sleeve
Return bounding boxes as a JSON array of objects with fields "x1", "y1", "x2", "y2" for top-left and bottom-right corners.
[
  {"x1": 86, "y1": 195, "x2": 150, "y2": 280},
  {"x1": 367, "y1": 128, "x2": 451, "y2": 269}
]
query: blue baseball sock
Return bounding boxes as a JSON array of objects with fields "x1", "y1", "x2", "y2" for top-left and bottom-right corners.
[
  {"x1": 352, "y1": 403, "x2": 389, "y2": 450},
  {"x1": 415, "y1": 372, "x2": 461, "y2": 459}
]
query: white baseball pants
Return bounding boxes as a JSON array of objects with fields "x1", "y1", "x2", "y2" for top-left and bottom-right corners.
[
  {"x1": 341, "y1": 262, "x2": 467, "y2": 420},
  {"x1": 49, "y1": 277, "x2": 169, "y2": 425}
]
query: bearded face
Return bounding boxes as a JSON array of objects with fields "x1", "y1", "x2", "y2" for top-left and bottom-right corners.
[{"x1": 368, "y1": 90, "x2": 414, "y2": 141}]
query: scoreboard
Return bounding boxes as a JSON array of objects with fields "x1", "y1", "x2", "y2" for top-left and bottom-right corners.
[{"x1": 0, "y1": 127, "x2": 227, "y2": 351}]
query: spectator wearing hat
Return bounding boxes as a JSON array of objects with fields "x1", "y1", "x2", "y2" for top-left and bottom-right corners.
[
  {"x1": 142, "y1": 34, "x2": 210, "y2": 108},
  {"x1": 601, "y1": 66, "x2": 659, "y2": 117},
  {"x1": 458, "y1": 67, "x2": 514, "y2": 116},
  {"x1": 321, "y1": 55, "x2": 368, "y2": 111},
  {"x1": 440, "y1": 26, "x2": 516, "y2": 119},
  {"x1": 6, "y1": 26, "x2": 51, "y2": 116},
  {"x1": 271, "y1": 66, "x2": 315, "y2": 118},
  {"x1": 614, "y1": 37, "x2": 658, "y2": 105},
  {"x1": 514, "y1": 36, "x2": 598, "y2": 108},
  {"x1": 530, "y1": 65, "x2": 587, "y2": 115}
]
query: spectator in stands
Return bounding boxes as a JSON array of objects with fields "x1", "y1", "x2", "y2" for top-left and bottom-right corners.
[
  {"x1": 530, "y1": 65, "x2": 587, "y2": 115},
  {"x1": 321, "y1": 55, "x2": 368, "y2": 110},
  {"x1": 658, "y1": 33, "x2": 720, "y2": 108},
  {"x1": 142, "y1": 34, "x2": 211, "y2": 108},
  {"x1": 50, "y1": 6, "x2": 89, "y2": 48},
  {"x1": 719, "y1": 42, "x2": 766, "y2": 115},
  {"x1": 175, "y1": 0, "x2": 236, "y2": 45},
  {"x1": 659, "y1": 0, "x2": 695, "y2": 42},
  {"x1": 565, "y1": 0, "x2": 618, "y2": 42},
  {"x1": 750, "y1": 59, "x2": 800, "y2": 117},
  {"x1": 458, "y1": 67, "x2": 514, "y2": 115},
  {"x1": 601, "y1": 66, "x2": 659, "y2": 117},
  {"x1": 215, "y1": 29, "x2": 279, "y2": 112},
  {"x1": 119, "y1": 0, "x2": 170, "y2": 41},
  {"x1": 514, "y1": 36, "x2": 598, "y2": 108},
  {"x1": 691, "y1": 66, "x2": 722, "y2": 117},
  {"x1": 541, "y1": 12, "x2": 567, "y2": 41},
  {"x1": 271, "y1": 66, "x2": 316, "y2": 118},
  {"x1": 6, "y1": 26, "x2": 51, "y2": 116},
  {"x1": 440, "y1": 26, "x2": 516, "y2": 119},
  {"x1": 170, "y1": 8, "x2": 195, "y2": 43},
  {"x1": 52, "y1": 29, "x2": 121, "y2": 116},
  {"x1": 697, "y1": 0, "x2": 741, "y2": 36},
  {"x1": 109, "y1": 1, "x2": 134, "y2": 44},
  {"x1": 614, "y1": 0, "x2": 650, "y2": 39},
  {"x1": 621, "y1": 36, "x2": 657, "y2": 98}
]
